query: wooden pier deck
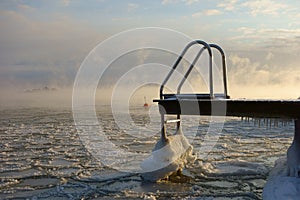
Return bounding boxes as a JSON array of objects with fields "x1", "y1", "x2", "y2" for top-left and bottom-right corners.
[{"x1": 154, "y1": 94, "x2": 300, "y2": 119}]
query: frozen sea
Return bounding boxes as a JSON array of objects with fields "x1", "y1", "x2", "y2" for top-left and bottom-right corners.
[{"x1": 0, "y1": 105, "x2": 295, "y2": 199}]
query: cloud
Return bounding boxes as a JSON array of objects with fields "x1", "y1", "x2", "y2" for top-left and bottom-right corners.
[
  {"x1": 17, "y1": 4, "x2": 35, "y2": 12},
  {"x1": 241, "y1": 0, "x2": 289, "y2": 16},
  {"x1": 203, "y1": 9, "x2": 223, "y2": 16},
  {"x1": 236, "y1": 27, "x2": 256, "y2": 35},
  {"x1": 111, "y1": 17, "x2": 132, "y2": 21},
  {"x1": 192, "y1": 9, "x2": 223, "y2": 17},
  {"x1": 227, "y1": 52, "x2": 300, "y2": 88},
  {"x1": 217, "y1": 0, "x2": 238, "y2": 11},
  {"x1": 162, "y1": 0, "x2": 176, "y2": 5},
  {"x1": 0, "y1": 11, "x2": 102, "y2": 89},
  {"x1": 218, "y1": 0, "x2": 293, "y2": 17},
  {"x1": 127, "y1": 3, "x2": 139, "y2": 12},
  {"x1": 228, "y1": 54, "x2": 260, "y2": 83},
  {"x1": 62, "y1": 0, "x2": 71, "y2": 6},
  {"x1": 266, "y1": 52, "x2": 274, "y2": 61},
  {"x1": 161, "y1": 0, "x2": 169, "y2": 4},
  {"x1": 229, "y1": 27, "x2": 300, "y2": 52},
  {"x1": 183, "y1": 0, "x2": 199, "y2": 5},
  {"x1": 162, "y1": 0, "x2": 199, "y2": 5}
]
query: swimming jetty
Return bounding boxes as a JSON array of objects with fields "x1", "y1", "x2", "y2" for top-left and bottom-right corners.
[{"x1": 153, "y1": 40, "x2": 300, "y2": 177}]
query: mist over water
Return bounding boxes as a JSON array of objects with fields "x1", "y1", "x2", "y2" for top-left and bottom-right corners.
[
  {"x1": 0, "y1": 88, "x2": 73, "y2": 109},
  {"x1": 1, "y1": 53, "x2": 299, "y2": 110},
  {"x1": 0, "y1": 83, "x2": 299, "y2": 111}
]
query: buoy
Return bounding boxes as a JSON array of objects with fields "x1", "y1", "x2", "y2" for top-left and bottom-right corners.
[{"x1": 143, "y1": 96, "x2": 149, "y2": 108}]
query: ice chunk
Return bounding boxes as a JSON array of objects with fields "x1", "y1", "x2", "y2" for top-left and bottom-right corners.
[
  {"x1": 287, "y1": 120, "x2": 300, "y2": 177},
  {"x1": 140, "y1": 131, "x2": 195, "y2": 182},
  {"x1": 263, "y1": 157, "x2": 300, "y2": 200}
]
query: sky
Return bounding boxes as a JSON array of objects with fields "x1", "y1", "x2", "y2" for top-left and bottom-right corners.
[{"x1": 1, "y1": 0, "x2": 300, "y2": 106}]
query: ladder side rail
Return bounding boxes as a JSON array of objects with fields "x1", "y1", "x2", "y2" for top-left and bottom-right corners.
[
  {"x1": 176, "y1": 46, "x2": 206, "y2": 94},
  {"x1": 159, "y1": 40, "x2": 212, "y2": 99},
  {"x1": 210, "y1": 44, "x2": 229, "y2": 99}
]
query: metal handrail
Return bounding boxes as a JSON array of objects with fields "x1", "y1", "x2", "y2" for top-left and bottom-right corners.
[
  {"x1": 176, "y1": 46, "x2": 206, "y2": 94},
  {"x1": 175, "y1": 43, "x2": 229, "y2": 98},
  {"x1": 209, "y1": 44, "x2": 228, "y2": 98},
  {"x1": 159, "y1": 40, "x2": 213, "y2": 99}
]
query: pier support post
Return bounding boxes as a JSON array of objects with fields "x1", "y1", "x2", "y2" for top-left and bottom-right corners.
[
  {"x1": 159, "y1": 105, "x2": 168, "y2": 142},
  {"x1": 287, "y1": 119, "x2": 300, "y2": 177},
  {"x1": 294, "y1": 119, "x2": 300, "y2": 142}
]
